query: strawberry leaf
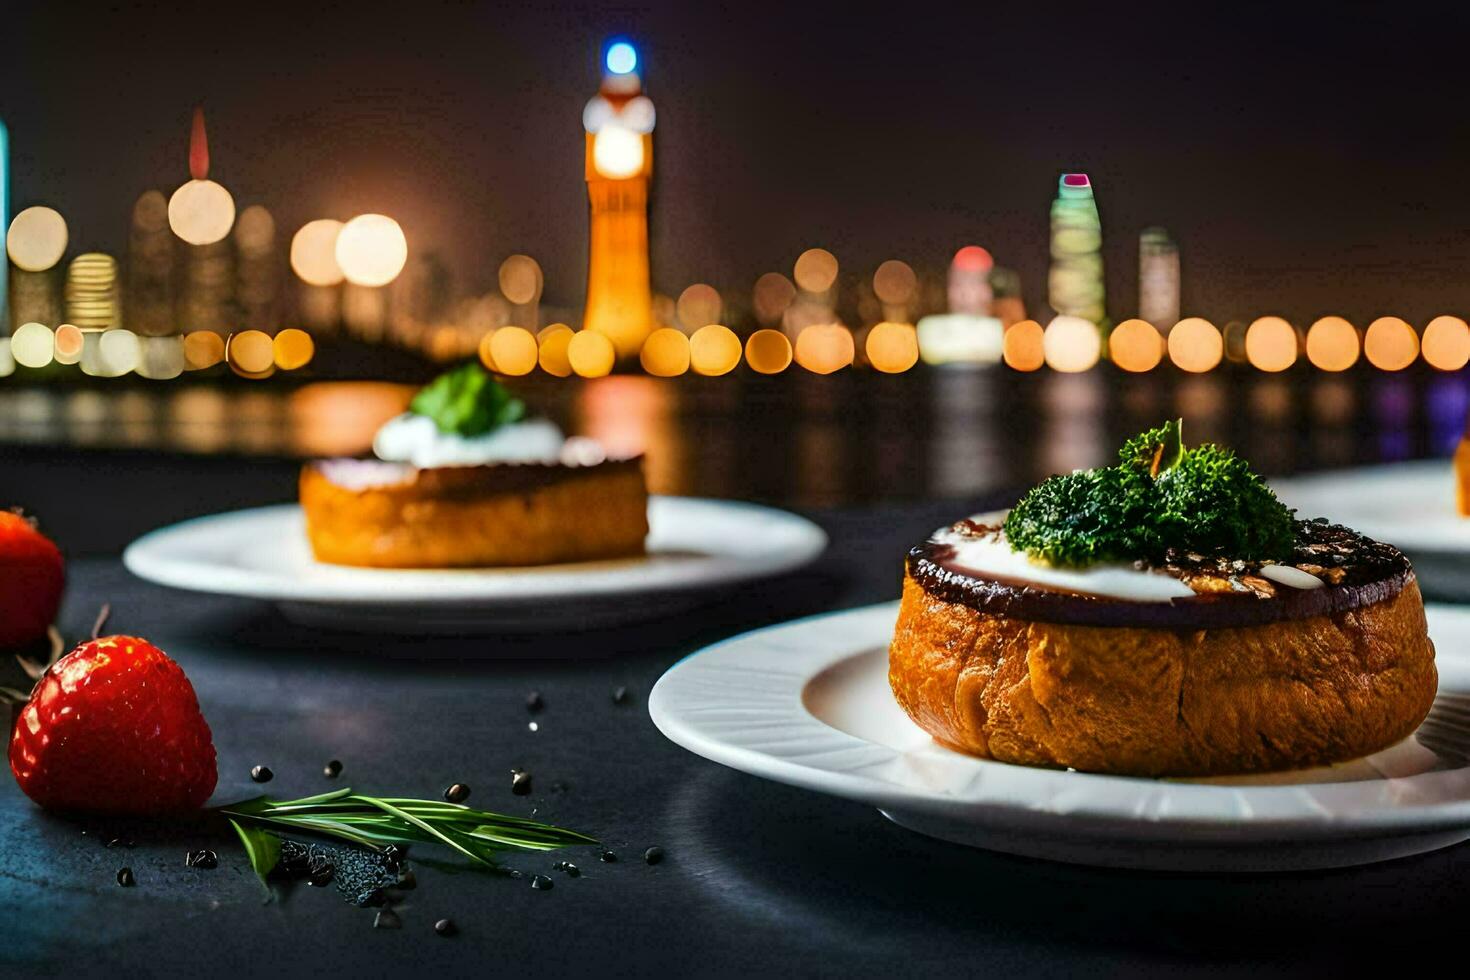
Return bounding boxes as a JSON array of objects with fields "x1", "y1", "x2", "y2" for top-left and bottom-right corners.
[{"x1": 229, "y1": 818, "x2": 282, "y2": 894}]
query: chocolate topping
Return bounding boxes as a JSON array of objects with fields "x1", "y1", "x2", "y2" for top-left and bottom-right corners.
[{"x1": 908, "y1": 518, "x2": 1414, "y2": 629}]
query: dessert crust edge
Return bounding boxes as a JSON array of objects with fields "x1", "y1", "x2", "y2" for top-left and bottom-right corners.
[{"x1": 888, "y1": 572, "x2": 1438, "y2": 777}]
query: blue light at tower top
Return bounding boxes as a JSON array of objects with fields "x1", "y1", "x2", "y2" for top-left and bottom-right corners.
[{"x1": 605, "y1": 40, "x2": 638, "y2": 75}]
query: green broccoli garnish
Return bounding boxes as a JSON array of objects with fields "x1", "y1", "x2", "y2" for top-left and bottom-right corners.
[
  {"x1": 1003, "y1": 419, "x2": 1294, "y2": 567},
  {"x1": 409, "y1": 362, "x2": 526, "y2": 437}
]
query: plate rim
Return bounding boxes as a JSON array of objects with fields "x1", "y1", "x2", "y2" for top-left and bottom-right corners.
[
  {"x1": 123, "y1": 496, "x2": 827, "y2": 607},
  {"x1": 649, "y1": 600, "x2": 1470, "y2": 840}
]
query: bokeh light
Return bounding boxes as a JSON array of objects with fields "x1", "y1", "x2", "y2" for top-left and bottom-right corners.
[
  {"x1": 537, "y1": 324, "x2": 574, "y2": 377},
  {"x1": 745, "y1": 328, "x2": 793, "y2": 374},
  {"x1": 793, "y1": 248, "x2": 839, "y2": 293},
  {"x1": 290, "y1": 219, "x2": 345, "y2": 286},
  {"x1": 793, "y1": 324, "x2": 855, "y2": 374},
  {"x1": 592, "y1": 126, "x2": 645, "y2": 179},
  {"x1": 1245, "y1": 316, "x2": 1298, "y2": 372},
  {"x1": 500, "y1": 255, "x2": 543, "y2": 305},
  {"x1": 488, "y1": 326, "x2": 538, "y2": 376},
  {"x1": 1003, "y1": 320, "x2": 1045, "y2": 371},
  {"x1": 234, "y1": 205, "x2": 275, "y2": 257},
  {"x1": 689, "y1": 324, "x2": 741, "y2": 376},
  {"x1": 1167, "y1": 317, "x2": 1223, "y2": 373},
  {"x1": 676, "y1": 283, "x2": 722, "y2": 331},
  {"x1": 1108, "y1": 318, "x2": 1163, "y2": 372},
  {"x1": 273, "y1": 328, "x2": 316, "y2": 371},
  {"x1": 605, "y1": 40, "x2": 638, "y2": 75},
  {"x1": 227, "y1": 329, "x2": 275, "y2": 378},
  {"x1": 168, "y1": 179, "x2": 236, "y2": 246},
  {"x1": 11, "y1": 322, "x2": 54, "y2": 369},
  {"x1": 1043, "y1": 315, "x2": 1102, "y2": 372},
  {"x1": 6, "y1": 206, "x2": 68, "y2": 271},
  {"x1": 53, "y1": 324, "x2": 84, "y2": 366},
  {"x1": 752, "y1": 273, "x2": 796, "y2": 326},
  {"x1": 1305, "y1": 316, "x2": 1359, "y2": 371},
  {"x1": 183, "y1": 331, "x2": 225, "y2": 370},
  {"x1": 1422, "y1": 315, "x2": 1470, "y2": 371},
  {"x1": 90, "y1": 329, "x2": 140, "y2": 378},
  {"x1": 137, "y1": 336, "x2": 186, "y2": 380},
  {"x1": 335, "y1": 214, "x2": 408, "y2": 287},
  {"x1": 569, "y1": 330, "x2": 617, "y2": 378},
  {"x1": 1364, "y1": 316, "x2": 1419, "y2": 371},
  {"x1": 872, "y1": 260, "x2": 918, "y2": 306},
  {"x1": 865, "y1": 322, "x2": 919, "y2": 373},
  {"x1": 640, "y1": 327, "x2": 691, "y2": 377}
]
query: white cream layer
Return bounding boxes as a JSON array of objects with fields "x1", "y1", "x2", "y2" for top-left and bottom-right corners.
[
  {"x1": 373, "y1": 414, "x2": 567, "y2": 468},
  {"x1": 933, "y1": 526, "x2": 1197, "y2": 602}
]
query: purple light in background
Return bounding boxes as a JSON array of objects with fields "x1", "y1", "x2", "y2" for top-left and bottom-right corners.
[
  {"x1": 1426, "y1": 376, "x2": 1470, "y2": 455},
  {"x1": 1372, "y1": 377, "x2": 1414, "y2": 461}
]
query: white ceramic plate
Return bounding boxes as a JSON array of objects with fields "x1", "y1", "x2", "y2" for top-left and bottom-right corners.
[
  {"x1": 123, "y1": 497, "x2": 827, "y2": 632},
  {"x1": 650, "y1": 601, "x2": 1470, "y2": 871}
]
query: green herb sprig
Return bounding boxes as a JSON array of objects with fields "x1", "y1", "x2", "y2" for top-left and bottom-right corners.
[
  {"x1": 221, "y1": 788, "x2": 595, "y2": 887},
  {"x1": 1004, "y1": 419, "x2": 1296, "y2": 567},
  {"x1": 409, "y1": 362, "x2": 526, "y2": 437}
]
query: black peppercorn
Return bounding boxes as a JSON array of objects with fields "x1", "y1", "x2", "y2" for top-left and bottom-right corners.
[{"x1": 250, "y1": 765, "x2": 273, "y2": 783}]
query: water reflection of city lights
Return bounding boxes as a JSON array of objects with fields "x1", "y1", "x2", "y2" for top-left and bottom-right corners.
[
  {"x1": 1305, "y1": 316, "x2": 1359, "y2": 371},
  {"x1": 752, "y1": 273, "x2": 796, "y2": 326},
  {"x1": 290, "y1": 219, "x2": 345, "y2": 286},
  {"x1": 1421, "y1": 315, "x2": 1470, "y2": 371},
  {"x1": 865, "y1": 322, "x2": 919, "y2": 373},
  {"x1": 6, "y1": 206, "x2": 68, "y2": 271},
  {"x1": 183, "y1": 331, "x2": 225, "y2": 370},
  {"x1": 273, "y1": 328, "x2": 315, "y2": 371},
  {"x1": 1042, "y1": 315, "x2": 1101, "y2": 372},
  {"x1": 335, "y1": 214, "x2": 408, "y2": 287},
  {"x1": 676, "y1": 283, "x2": 722, "y2": 331},
  {"x1": 794, "y1": 324, "x2": 854, "y2": 374},
  {"x1": 11, "y1": 322, "x2": 54, "y2": 368},
  {"x1": 690, "y1": 324, "x2": 741, "y2": 376},
  {"x1": 1244, "y1": 316, "x2": 1298, "y2": 372},
  {"x1": 1107, "y1": 318, "x2": 1163, "y2": 372},
  {"x1": 1364, "y1": 316, "x2": 1418, "y2": 371},
  {"x1": 499, "y1": 254, "x2": 543, "y2": 305},
  {"x1": 1167, "y1": 317, "x2": 1223, "y2": 373},
  {"x1": 1003, "y1": 320, "x2": 1045, "y2": 371},
  {"x1": 488, "y1": 326, "x2": 538, "y2": 376},
  {"x1": 569, "y1": 330, "x2": 617, "y2": 378},
  {"x1": 641, "y1": 327, "x2": 691, "y2": 376},
  {"x1": 744, "y1": 328, "x2": 793, "y2": 374},
  {"x1": 793, "y1": 249, "x2": 839, "y2": 293},
  {"x1": 537, "y1": 324, "x2": 574, "y2": 377},
  {"x1": 227, "y1": 329, "x2": 275, "y2": 378}
]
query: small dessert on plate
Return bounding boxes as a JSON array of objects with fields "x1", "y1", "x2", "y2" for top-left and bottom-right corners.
[
  {"x1": 889, "y1": 420, "x2": 1437, "y2": 777},
  {"x1": 301, "y1": 364, "x2": 648, "y2": 568}
]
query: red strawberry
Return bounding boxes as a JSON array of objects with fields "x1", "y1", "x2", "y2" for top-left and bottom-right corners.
[
  {"x1": 9, "y1": 636, "x2": 217, "y2": 814},
  {"x1": 0, "y1": 510, "x2": 65, "y2": 649}
]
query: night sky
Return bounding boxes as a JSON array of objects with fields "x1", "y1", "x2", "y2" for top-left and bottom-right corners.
[{"x1": 2, "y1": 1, "x2": 1467, "y2": 324}]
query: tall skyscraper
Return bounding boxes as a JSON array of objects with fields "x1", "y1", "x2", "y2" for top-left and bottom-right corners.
[{"x1": 1047, "y1": 173, "x2": 1105, "y2": 326}]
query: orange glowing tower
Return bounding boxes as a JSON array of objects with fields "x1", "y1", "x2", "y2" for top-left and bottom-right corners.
[{"x1": 582, "y1": 39, "x2": 656, "y2": 360}]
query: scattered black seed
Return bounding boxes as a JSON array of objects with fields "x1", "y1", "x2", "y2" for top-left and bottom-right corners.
[
  {"x1": 511, "y1": 769, "x2": 532, "y2": 796},
  {"x1": 116, "y1": 867, "x2": 135, "y2": 887},
  {"x1": 600, "y1": 850, "x2": 617, "y2": 863},
  {"x1": 526, "y1": 691, "x2": 544, "y2": 713},
  {"x1": 643, "y1": 846, "x2": 664, "y2": 865},
  {"x1": 507, "y1": 869, "x2": 525, "y2": 880},
  {"x1": 185, "y1": 849, "x2": 218, "y2": 869},
  {"x1": 552, "y1": 861, "x2": 580, "y2": 878},
  {"x1": 528, "y1": 721, "x2": 540, "y2": 732},
  {"x1": 383, "y1": 844, "x2": 408, "y2": 866},
  {"x1": 612, "y1": 686, "x2": 630, "y2": 705},
  {"x1": 250, "y1": 765, "x2": 273, "y2": 783},
  {"x1": 444, "y1": 783, "x2": 471, "y2": 804},
  {"x1": 324, "y1": 759, "x2": 343, "y2": 778},
  {"x1": 395, "y1": 869, "x2": 417, "y2": 891},
  {"x1": 530, "y1": 874, "x2": 553, "y2": 890},
  {"x1": 373, "y1": 909, "x2": 402, "y2": 930},
  {"x1": 105, "y1": 836, "x2": 135, "y2": 849},
  {"x1": 434, "y1": 919, "x2": 457, "y2": 937}
]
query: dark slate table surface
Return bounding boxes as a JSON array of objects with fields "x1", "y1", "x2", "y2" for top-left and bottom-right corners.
[{"x1": 4, "y1": 452, "x2": 1470, "y2": 979}]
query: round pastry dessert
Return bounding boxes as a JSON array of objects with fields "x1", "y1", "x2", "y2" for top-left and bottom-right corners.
[
  {"x1": 889, "y1": 421, "x2": 1437, "y2": 777},
  {"x1": 301, "y1": 363, "x2": 648, "y2": 568}
]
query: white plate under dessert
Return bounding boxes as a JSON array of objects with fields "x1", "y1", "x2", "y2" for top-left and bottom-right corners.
[
  {"x1": 649, "y1": 601, "x2": 1470, "y2": 872},
  {"x1": 123, "y1": 497, "x2": 827, "y2": 632}
]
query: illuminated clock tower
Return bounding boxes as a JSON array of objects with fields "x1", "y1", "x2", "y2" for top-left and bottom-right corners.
[{"x1": 582, "y1": 39, "x2": 656, "y2": 360}]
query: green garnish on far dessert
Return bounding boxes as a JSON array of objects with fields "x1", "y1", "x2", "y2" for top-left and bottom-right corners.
[
  {"x1": 1003, "y1": 419, "x2": 1295, "y2": 567},
  {"x1": 409, "y1": 362, "x2": 526, "y2": 437}
]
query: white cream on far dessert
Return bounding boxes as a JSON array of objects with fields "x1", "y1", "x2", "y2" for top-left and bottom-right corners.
[
  {"x1": 933, "y1": 526, "x2": 1196, "y2": 602},
  {"x1": 373, "y1": 414, "x2": 567, "y2": 468}
]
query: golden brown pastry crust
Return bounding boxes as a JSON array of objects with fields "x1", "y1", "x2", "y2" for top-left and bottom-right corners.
[
  {"x1": 300, "y1": 459, "x2": 648, "y2": 568},
  {"x1": 889, "y1": 572, "x2": 1438, "y2": 776}
]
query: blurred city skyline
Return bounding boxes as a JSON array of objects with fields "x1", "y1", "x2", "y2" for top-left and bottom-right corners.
[{"x1": 2, "y1": 2, "x2": 1468, "y2": 324}]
